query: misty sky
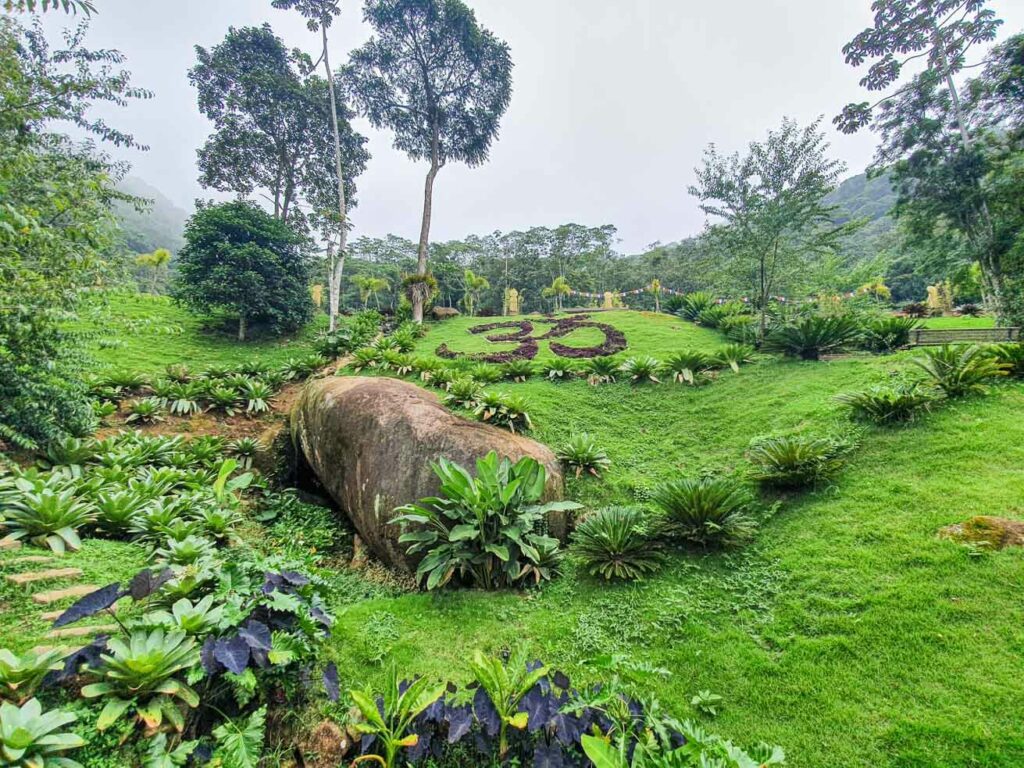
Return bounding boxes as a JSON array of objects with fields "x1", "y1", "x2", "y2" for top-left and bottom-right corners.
[{"x1": 46, "y1": 0, "x2": 1024, "y2": 254}]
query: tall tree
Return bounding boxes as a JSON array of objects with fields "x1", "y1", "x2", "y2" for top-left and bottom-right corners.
[
  {"x1": 271, "y1": 0, "x2": 354, "y2": 331},
  {"x1": 835, "y1": 0, "x2": 1016, "y2": 318},
  {"x1": 461, "y1": 268, "x2": 489, "y2": 316},
  {"x1": 343, "y1": 0, "x2": 513, "y2": 323},
  {"x1": 689, "y1": 118, "x2": 852, "y2": 336}
]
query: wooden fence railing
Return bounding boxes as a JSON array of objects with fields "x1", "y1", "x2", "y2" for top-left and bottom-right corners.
[{"x1": 908, "y1": 327, "x2": 1021, "y2": 346}]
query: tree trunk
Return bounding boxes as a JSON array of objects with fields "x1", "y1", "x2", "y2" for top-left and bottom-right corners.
[
  {"x1": 238, "y1": 314, "x2": 246, "y2": 342},
  {"x1": 323, "y1": 22, "x2": 348, "y2": 333},
  {"x1": 326, "y1": 242, "x2": 341, "y2": 332},
  {"x1": 412, "y1": 161, "x2": 440, "y2": 323}
]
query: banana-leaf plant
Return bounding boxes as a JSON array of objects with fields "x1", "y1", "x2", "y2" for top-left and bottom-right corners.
[
  {"x1": 348, "y1": 665, "x2": 446, "y2": 768},
  {"x1": 393, "y1": 452, "x2": 580, "y2": 590}
]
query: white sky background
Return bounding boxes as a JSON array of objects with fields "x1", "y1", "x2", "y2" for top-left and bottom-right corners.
[{"x1": 45, "y1": 0, "x2": 1024, "y2": 254}]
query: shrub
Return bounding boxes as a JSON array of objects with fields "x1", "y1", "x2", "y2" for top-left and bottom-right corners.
[
  {"x1": 81, "y1": 628, "x2": 200, "y2": 731},
  {"x1": 620, "y1": 355, "x2": 661, "y2": 384},
  {"x1": 763, "y1": 316, "x2": 862, "y2": 360},
  {"x1": 556, "y1": 433, "x2": 611, "y2": 478},
  {"x1": 714, "y1": 343, "x2": 756, "y2": 372},
  {"x1": 957, "y1": 303, "x2": 983, "y2": 317},
  {"x1": 164, "y1": 364, "x2": 192, "y2": 383},
  {"x1": 105, "y1": 369, "x2": 150, "y2": 390},
  {"x1": 280, "y1": 354, "x2": 327, "y2": 380},
  {"x1": 0, "y1": 698, "x2": 84, "y2": 766},
  {"x1": 650, "y1": 477, "x2": 755, "y2": 547},
  {"x1": 835, "y1": 382, "x2": 935, "y2": 424},
  {"x1": 663, "y1": 351, "x2": 714, "y2": 385},
  {"x1": 584, "y1": 356, "x2": 620, "y2": 385},
  {"x1": 902, "y1": 301, "x2": 928, "y2": 318},
  {"x1": 747, "y1": 435, "x2": 848, "y2": 488},
  {"x1": 990, "y1": 342, "x2": 1024, "y2": 378},
  {"x1": 143, "y1": 595, "x2": 225, "y2": 637},
  {"x1": 911, "y1": 344, "x2": 1007, "y2": 397},
  {"x1": 473, "y1": 392, "x2": 533, "y2": 433},
  {"x1": 443, "y1": 377, "x2": 482, "y2": 409},
  {"x1": 677, "y1": 291, "x2": 716, "y2": 321},
  {"x1": 389, "y1": 327, "x2": 417, "y2": 353},
  {"x1": 572, "y1": 507, "x2": 662, "y2": 581},
  {"x1": 393, "y1": 452, "x2": 580, "y2": 590},
  {"x1": 862, "y1": 316, "x2": 921, "y2": 353},
  {"x1": 695, "y1": 305, "x2": 735, "y2": 329},
  {"x1": 412, "y1": 357, "x2": 444, "y2": 383},
  {"x1": 4, "y1": 480, "x2": 94, "y2": 553}
]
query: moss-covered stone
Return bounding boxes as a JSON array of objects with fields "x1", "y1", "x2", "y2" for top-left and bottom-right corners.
[{"x1": 938, "y1": 515, "x2": 1024, "y2": 550}]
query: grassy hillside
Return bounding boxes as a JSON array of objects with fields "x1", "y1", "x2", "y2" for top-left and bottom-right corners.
[
  {"x1": 78, "y1": 293, "x2": 323, "y2": 373},
  {"x1": 328, "y1": 310, "x2": 1024, "y2": 768}
]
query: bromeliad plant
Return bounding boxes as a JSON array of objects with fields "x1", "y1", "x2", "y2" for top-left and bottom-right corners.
[
  {"x1": 0, "y1": 698, "x2": 85, "y2": 768},
  {"x1": 3, "y1": 478, "x2": 94, "y2": 553},
  {"x1": 443, "y1": 377, "x2": 482, "y2": 410},
  {"x1": 572, "y1": 507, "x2": 662, "y2": 581},
  {"x1": 0, "y1": 649, "x2": 65, "y2": 704},
  {"x1": 911, "y1": 344, "x2": 1008, "y2": 397},
  {"x1": 81, "y1": 629, "x2": 200, "y2": 732},
  {"x1": 473, "y1": 392, "x2": 533, "y2": 433},
  {"x1": 126, "y1": 398, "x2": 167, "y2": 425},
  {"x1": 393, "y1": 452, "x2": 581, "y2": 590},
  {"x1": 556, "y1": 433, "x2": 611, "y2": 479}
]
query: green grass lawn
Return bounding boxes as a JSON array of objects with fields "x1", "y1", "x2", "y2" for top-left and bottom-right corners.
[
  {"x1": 325, "y1": 311, "x2": 1024, "y2": 768},
  {"x1": 77, "y1": 292, "x2": 324, "y2": 374},
  {"x1": 920, "y1": 316, "x2": 998, "y2": 329}
]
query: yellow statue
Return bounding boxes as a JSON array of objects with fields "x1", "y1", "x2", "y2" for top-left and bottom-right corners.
[{"x1": 503, "y1": 287, "x2": 520, "y2": 316}]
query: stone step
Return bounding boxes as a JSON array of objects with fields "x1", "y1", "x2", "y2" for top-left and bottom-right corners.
[
  {"x1": 46, "y1": 625, "x2": 116, "y2": 640},
  {"x1": 40, "y1": 609, "x2": 65, "y2": 622},
  {"x1": 32, "y1": 584, "x2": 99, "y2": 605},
  {"x1": 9, "y1": 555, "x2": 57, "y2": 565},
  {"x1": 6, "y1": 568, "x2": 83, "y2": 586},
  {"x1": 0, "y1": 537, "x2": 22, "y2": 551}
]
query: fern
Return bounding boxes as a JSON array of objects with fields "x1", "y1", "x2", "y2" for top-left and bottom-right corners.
[{"x1": 213, "y1": 706, "x2": 266, "y2": 768}]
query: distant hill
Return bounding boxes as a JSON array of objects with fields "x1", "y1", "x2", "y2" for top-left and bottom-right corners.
[
  {"x1": 113, "y1": 176, "x2": 189, "y2": 255},
  {"x1": 825, "y1": 170, "x2": 897, "y2": 228}
]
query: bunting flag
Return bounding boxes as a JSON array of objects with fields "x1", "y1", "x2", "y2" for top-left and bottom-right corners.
[{"x1": 566, "y1": 285, "x2": 859, "y2": 303}]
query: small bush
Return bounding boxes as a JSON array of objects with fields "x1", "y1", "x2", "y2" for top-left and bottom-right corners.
[
  {"x1": 126, "y1": 397, "x2": 166, "y2": 425},
  {"x1": 572, "y1": 507, "x2": 662, "y2": 581},
  {"x1": 677, "y1": 291, "x2": 716, "y2": 321},
  {"x1": 911, "y1": 344, "x2": 1007, "y2": 397},
  {"x1": 557, "y1": 433, "x2": 612, "y2": 478},
  {"x1": 620, "y1": 355, "x2": 661, "y2": 384},
  {"x1": 747, "y1": 435, "x2": 848, "y2": 488},
  {"x1": 990, "y1": 342, "x2": 1024, "y2": 378},
  {"x1": 862, "y1": 316, "x2": 921, "y2": 353},
  {"x1": 650, "y1": 476, "x2": 755, "y2": 547},
  {"x1": 763, "y1": 316, "x2": 862, "y2": 360},
  {"x1": 835, "y1": 382, "x2": 934, "y2": 424},
  {"x1": 902, "y1": 302, "x2": 928, "y2": 318}
]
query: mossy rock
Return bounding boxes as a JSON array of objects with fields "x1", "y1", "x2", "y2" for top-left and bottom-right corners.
[{"x1": 938, "y1": 515, "x2": 1024, "y2": 550}]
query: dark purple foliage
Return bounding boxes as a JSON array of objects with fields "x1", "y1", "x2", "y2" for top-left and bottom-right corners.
[
  {"x1": 128, "y1": 568, "x2": 174, "y2": 600},
  {"x1": 238, "y1": 619, "x2": 272, "y2": 651},
  {"x1": 52, "y1": 583, "x2": 125, "y2": 628},
  {"x1": 323, "y1": 662, "x2": 340, "y2": 702},
  {"x1": 44, "y1": 636, "x2": 109, "y2": 685},
  {"x1": 213, "y1": 635, "x2": 250, "y2": 674}
]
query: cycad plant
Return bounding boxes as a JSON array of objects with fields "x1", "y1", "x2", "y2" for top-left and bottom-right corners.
[
  {"x1": 572, "y1": 507, "x2": 662, "y2": 581},
  {"x1": 556, "y1": 433, "x2": 611, "y2": 478},
  {"x1": 763, "y1": 316, "x2": 862, "y2": 360},
  {"x1": 835, "y1": 382, "x2": 935, "y2": 424},
  {"x1": 0, "y1": 698, "x2": 84, "y2": 767},
  {"x1": 620, "y1": 355, "x2": 661, "y2": 384},
  {"x1": 541, "y1": 359, "x2": 576, "y2": 381},
  {"x1": 4, "y1": 481, "x2": 94, "y2": 553},
  {"x1": 501, "y1": 360, "x2": 534, "y2": 382},
  {"x1": 991, "y1": 342, "x2": 1024, "y2": 378},
  {"x1": 862, "y1": 316, "x2": 920, "y2": 353},
  {"x1": 747, "y1": 435, "x2": 847, "y2": 489},
  {"x1": 911, "y1": 344, "x2": 1007, "y2": 397},
  {"x1": 585, "y1": 356, "x2": 620, "y2": 385},
  {"x1": 663, "y1": 351, "x2": 714, "y2": 385},
  {"x1": 677, "y1": 291, "x2": 715, "y2": 321},
  {"x1": 650, "y1": 477, "x2": 755, "y2": 547},
  {"x1": 81, "y1": 629, "x2": 200, "y2": 732},
  {"x1": 714, "y1": 343, "x2": 755, "y2": 373}
]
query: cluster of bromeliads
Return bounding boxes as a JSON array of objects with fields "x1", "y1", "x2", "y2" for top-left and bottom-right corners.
[{"x1": 0, "y1": 432, "x2": 785, "y2": 766}]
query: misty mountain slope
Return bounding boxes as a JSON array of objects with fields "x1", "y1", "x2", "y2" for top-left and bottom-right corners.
[{"x1": 114, "y1": 175, "x2": 190, "y2": 255}]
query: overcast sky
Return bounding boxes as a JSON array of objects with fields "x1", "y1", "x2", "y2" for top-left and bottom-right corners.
[{"x1": 46, "y1": 0, "x2": 1024, "y2": 254}]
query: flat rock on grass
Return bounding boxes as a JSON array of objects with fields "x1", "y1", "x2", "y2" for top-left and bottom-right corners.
[
  {"x1": 32, "y1": 584, "x2": 99, "y2": 605},
  {"x1": 939, "y1": 516, "x2": 1024, "y2": 550},
  {"x1": 6, "y1": 568, "x2": 83, "y2": 586}
]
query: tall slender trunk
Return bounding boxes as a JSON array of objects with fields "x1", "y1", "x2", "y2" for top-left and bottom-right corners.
[
  {"x1": 323, "y1": 22, "x2": 348, "y2": 332},
  {"x1": 413, "y1": 160, "x2": 440, "y2": 323},
  {"x1": 238, "y1": 314, "x2": 246, "y2": 342}
]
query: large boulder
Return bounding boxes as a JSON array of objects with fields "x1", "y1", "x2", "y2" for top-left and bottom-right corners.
[
  {"x1": 291, "y1": 376, "x2": 565, "y2": 570},
  {"x1": 432, "y1": 306, "x2": 460, "y2": 320}
]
